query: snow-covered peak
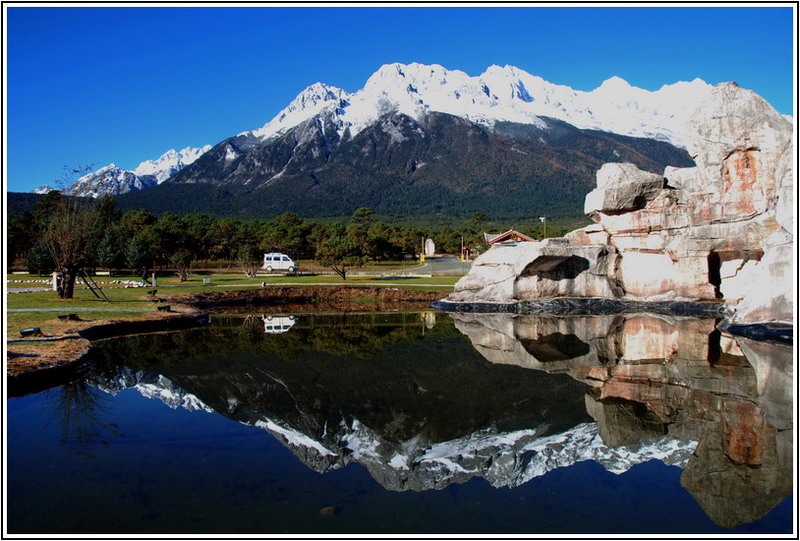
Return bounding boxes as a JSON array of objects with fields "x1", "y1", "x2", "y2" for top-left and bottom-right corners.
[
  {"x1": 283, "y1": 82, "x2": 346, "y2": 113},
  {"x1": 481, "y1": 64, "x2": 539, "y2": 90},
  {"x1": 364, "y1": 62, "x2": 407, "y2": 82},
  {"x1": 93, "y1": 367, "x2": 214, "y2": 413},
  {"x1": 246, "y1": 82, "x2": 349, "y2": 141},
  {"x1": 52, "y1": 145, "x2": 212, "y2": 198},
  {"x1": 31, "y1": 184, "x2": 57, "y2": 194},
  {"x1": 336, "y1": 61, "x2": 551, "y2": 136},
  {"x1": 95, "y1": 163, "x2": 119, "y2": 174},
  {"x1": 254, "y1": 414, "x2": 696, "y2": 492},
  {"x1": 657, "y1": 77, "x2": 708, "y2": 92},
  {"x1": 361, "y1": 62, "x2": 458, "y2": 89},
  {"x1": 245, "y1": 62, "x2": 714, "y2": 147},
  {"x1": 133, "y1": 145, "x2": 212, "y2": 184},
  {"x1": 596, "y1": 75, "x2": 633, "y2": 91}
]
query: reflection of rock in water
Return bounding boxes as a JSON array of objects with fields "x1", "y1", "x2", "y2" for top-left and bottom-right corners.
[
  {"x1": 452, "y1": 312, "x2": 793, "y2": 528},
  {"x1": 520, "y1": 333, "x2": 591, "y2": 362},
  {"x1": 680, "y1": 335, "x2": 794, "y2": 529},
  {"x1": 681, "y1": 413, "x2": 792, "y2": 529},
  {"x1": 453, "y1": 313, "x2": 621, "y2": 371}
]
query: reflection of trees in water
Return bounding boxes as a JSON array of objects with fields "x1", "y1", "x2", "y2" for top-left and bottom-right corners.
[
  {"x1": 44, "y1": 380, "x2": 123, "y2": 457},
  {"x1": 90, "y1": 316, "x2": 590, "y2": 444},
  {"x1": 97, "y1": 315, "x2": 451, "y2": 370}
]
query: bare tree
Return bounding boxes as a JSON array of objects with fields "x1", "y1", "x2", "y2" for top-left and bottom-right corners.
[{"x1": 42, "y1": 165, "x2": 102, "y2": 298}]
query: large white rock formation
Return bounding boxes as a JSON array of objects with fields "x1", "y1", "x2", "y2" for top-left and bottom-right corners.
[{"x1": 447, "y1": 83, "x2": 794, "y2": 327}]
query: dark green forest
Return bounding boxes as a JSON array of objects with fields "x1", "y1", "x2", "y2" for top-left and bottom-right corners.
[{"x1": 7, "y1": 192, "x2": 579, "y2": 279}]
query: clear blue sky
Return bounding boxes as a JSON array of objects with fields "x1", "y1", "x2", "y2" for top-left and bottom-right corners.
[{"x1": 6, "y1": 5, "x2": 795, "y2": 193}]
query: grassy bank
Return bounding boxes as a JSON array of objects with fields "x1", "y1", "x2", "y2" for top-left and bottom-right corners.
[{"x1": 6, "y1": 272, "x2": 459, "y2": 371}]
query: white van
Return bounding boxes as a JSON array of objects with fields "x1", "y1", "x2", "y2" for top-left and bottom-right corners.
[{"x1": 262, "y1": 253, "x2": 298, "y2": 272}]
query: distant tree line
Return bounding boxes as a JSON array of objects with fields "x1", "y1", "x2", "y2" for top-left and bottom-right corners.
[{"x1": 9, "y1": 192, "x2": 578, "y2": 292}]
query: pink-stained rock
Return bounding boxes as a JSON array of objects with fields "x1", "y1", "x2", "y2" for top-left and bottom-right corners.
[
  {"x1": 617, "y1": 251, "x2": 716, "y2": 300},
  {"x1": 687, "y1": 84, "x2": 791, "y2": 213},
  {"x1": 573, "y1": 365, "x2": 610, "y2": 383}
]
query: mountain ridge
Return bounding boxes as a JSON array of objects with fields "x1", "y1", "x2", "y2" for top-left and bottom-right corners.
[
  {"x1": 245, "y1": 62, "x2": 714, "y2": 148},
  {"x1": 32, "y1": 145, "x2": 212, "y2": 197},
  {"x1": 29, "y1": 62, "x2": 709, "y2": 215},
  {"x1": 122, "y1": 110, "x2": 692, "y2": 220}
]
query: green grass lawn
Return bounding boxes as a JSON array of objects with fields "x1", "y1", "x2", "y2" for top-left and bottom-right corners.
[{"x1": 6, "y1": 286, "x2": 172, "y2": 339}]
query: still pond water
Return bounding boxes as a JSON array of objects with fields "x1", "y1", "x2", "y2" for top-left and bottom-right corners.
[{"x1": 6, "y1": 311, "x2": 794, "y2": 534}]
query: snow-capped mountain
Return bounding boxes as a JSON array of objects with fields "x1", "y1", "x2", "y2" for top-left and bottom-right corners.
[
  {"x1": 247, "y1": 82, "x2": 349, "y2": 141},
  {"x1": 132, "y1": 145, "x2": 213, "y2": 183},
  {"x1": 244, "y1": 62, "x2": 714, "y2": 148},
  {"x1": 37, "y1": 62, "x2": 716, "y2": 209},
  {"x1": 34, "y1": 145, "x2": 211, "y2": 198},
  {"x1": 163, "y1": 104, "x2": 692, "y2": 218}
]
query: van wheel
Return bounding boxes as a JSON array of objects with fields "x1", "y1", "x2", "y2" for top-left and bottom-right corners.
[
  {"x1": 266, "y1": 266, "x2": 272, "y2": 272},
  {"x1": 288, "y1": 266, "x2": 296, "y2": 272}
]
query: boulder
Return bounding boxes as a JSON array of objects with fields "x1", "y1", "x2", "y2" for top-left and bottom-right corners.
[
  {"x1": 727, "y1": 231, "x2": 794, "y2": 325},
  {"x1": 664, "y1": 165, "x2": 697, "y2": 190},
  {"x1": 584, "y1": 162, "x2": 665, "y2": 215},
  {"x1": 449, "y1": 238, "x2": 623, "y2": 303}
]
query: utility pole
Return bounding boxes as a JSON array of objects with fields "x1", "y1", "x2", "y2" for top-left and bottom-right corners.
[{"x1": 539, "y1": 216, "x2": 547, "y2": 239}]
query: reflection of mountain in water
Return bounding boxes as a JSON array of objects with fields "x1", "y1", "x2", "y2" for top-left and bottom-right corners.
[
  {"x1": 86, "y1": 312, "x2": 792, "y2": 528},
  {"x1": 94, "y1": 367, "x2": 213, "y2": 413},
  {"x1": 91, "y1": 365, "x2": 695, "y2": 493},
  {"x1": 453, "y1": 313, "x2": 793, "y2": 529}
]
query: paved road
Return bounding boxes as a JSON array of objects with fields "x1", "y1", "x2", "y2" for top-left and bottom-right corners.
[{"x1": 415, "y1": 256, "x2": 472, "y2": 275}]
